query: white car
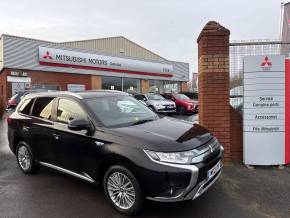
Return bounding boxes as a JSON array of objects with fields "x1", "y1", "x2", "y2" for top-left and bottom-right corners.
[{"x1": 134, "y1": 93, "x2": 176, "y2": 114}]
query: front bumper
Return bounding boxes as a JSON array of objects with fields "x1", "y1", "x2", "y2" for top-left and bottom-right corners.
[
  {"x1": 146, "y1": 146, "x2": 224, "y2": 202},
  {"x1": 186, "y1": 105, "x2": 199, "y2": 113},
  {"x1": 156, "y1": 108, "x2": 176, "y2": 113}
]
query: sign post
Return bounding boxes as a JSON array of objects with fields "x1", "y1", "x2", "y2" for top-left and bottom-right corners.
[
  {"x1": 243, "y1": 55, "x2": 287, "y2": 165},
  {"x1": 285, "y1": 58, "x2": 290, "y2": 164}
]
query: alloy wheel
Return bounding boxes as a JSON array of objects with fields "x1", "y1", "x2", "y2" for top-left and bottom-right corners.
[
  {"x1": 107, "y1": 172, "x2": 136, "y2": 210},
  {"x1": 17, "y1": 145, "x2": 32, "y2": 171}
]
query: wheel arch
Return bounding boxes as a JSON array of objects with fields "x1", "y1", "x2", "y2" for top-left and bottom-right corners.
[{"x1": 97, "y1": 154, "x2": 140, "y2": 185}]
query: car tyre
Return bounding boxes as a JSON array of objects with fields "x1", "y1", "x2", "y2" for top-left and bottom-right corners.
[
  {"x1": 103, "y1": 165, "x2": 143, "y2": 215},
  {"x1": 177, "y1": 106, "x2": 185, "y2": 115},
  {"x1": 16, "y1": 142, "x2": 39, "y2": 174}
]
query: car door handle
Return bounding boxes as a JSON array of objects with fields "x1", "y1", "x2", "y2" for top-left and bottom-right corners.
[
  {"x1": 52, "y1": 133, "x2": 61, "y2": 140},
  {"x1": 23, "y1": 126, "x2": 30, "y2": 132}
]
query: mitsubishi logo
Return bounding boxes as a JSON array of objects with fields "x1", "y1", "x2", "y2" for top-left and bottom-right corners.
[
  {"x1": 261, "y1": 56, "x2": 272, "y2": 67},
  {"x1": 43, "y1": 51, "x2": 53, "y2": 60}
]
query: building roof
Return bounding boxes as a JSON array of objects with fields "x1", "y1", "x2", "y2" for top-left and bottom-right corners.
[
  {"x1": 0, "y1": 34, "x2": 190, "y2": 82},
  {"x1": 60, "y1": 36, "x2": 167, "y2": 62},
  {"x1": 0, "y1": 34, "x2": 167, "y2": 62}
]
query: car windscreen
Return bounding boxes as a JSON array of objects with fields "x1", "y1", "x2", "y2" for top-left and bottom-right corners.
[
  {"x1": 173, "y1": 94, "x2": 190, "y2": 100},
  {"x1": 146, "y1": 93, "x2": 165, "y2": 100},
  {"x1": 85, "y1": 95, "x2": 157, "y2": 128}
]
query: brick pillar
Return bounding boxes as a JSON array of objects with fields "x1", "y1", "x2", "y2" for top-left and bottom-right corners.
[
  {"x1": 91, "y1": 75, "x2": 102, "y2": 90},
  {"x1": 181, "y1": 82, "x2": 189, "y2": 92},
  {"x1": 141, "y1": 80, "x2": 149, "y2": 93},
  {"x1": 197, "y1": 21, "x2": 231, "y2": 163}
]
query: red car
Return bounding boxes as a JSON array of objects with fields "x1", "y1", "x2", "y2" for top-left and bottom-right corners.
[{"x1": 162, "y1": 93, "x2": 198, "y2": 115}]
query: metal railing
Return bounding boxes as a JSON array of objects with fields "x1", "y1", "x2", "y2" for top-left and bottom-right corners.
[{"x1": 229, "y1": 39, "x2": 290, "y2": 113}]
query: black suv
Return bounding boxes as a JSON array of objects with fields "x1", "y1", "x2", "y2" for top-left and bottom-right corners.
[{"x1": 7, "y1": 90, "x2": 223, "y2": 215}]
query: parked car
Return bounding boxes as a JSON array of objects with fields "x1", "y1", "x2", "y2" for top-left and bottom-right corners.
[
  {"x1": 134, "y1": 93, "x2": 176, "y2": 114},
  {"x1": 162, "y1": 93, "x2": 198, "y2": 115},
  {"x1": 6, "y1": 90, "x2": 36, "y2": 110},
  {"x1": 6, "y1": 90, "x2": 49, "y2": 110},
  {"x1": 180, "y1": 91, "x2": 198, "y2": 100},
  {"x1": 7, "y1": 90, "x2": 223, "y2": 215}
]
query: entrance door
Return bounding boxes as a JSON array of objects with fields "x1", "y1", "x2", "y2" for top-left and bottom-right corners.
[{"x1": 12, "y1": 82, "x2": 25, "y2": 95}]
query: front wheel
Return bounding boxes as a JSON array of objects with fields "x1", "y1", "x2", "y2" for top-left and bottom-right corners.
[
  {"x1": 177, "y1": 106, "x2": 185, "y2": 115},
  {"x1": 103, "y1": 165, "x2": 143, "y2": 215}
]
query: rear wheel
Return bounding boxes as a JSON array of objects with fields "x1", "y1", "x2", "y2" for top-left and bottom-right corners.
[
  {"x1": 16, "y1": 142, "x2": 39, "y2": 174},
  {"x1": 103, "y1": 165, "x2": 143, "y2": 215}
]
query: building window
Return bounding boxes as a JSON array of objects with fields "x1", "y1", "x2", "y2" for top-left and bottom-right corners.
[
  {"x1": 102, "y1": 76, "x2": 122, "y2": 91},
  {"x1": 149, "y1": 80, "x2": 181, "y2": 93},
  {"x1": 32, "y1": 84, "x2": 60, "y2": 91},
  {"x1": 101, "y1": 76, "x2": 141, "y2": 93},
  {"x1": 123, "y1": 78, "x2": 141, "y2": 94}
]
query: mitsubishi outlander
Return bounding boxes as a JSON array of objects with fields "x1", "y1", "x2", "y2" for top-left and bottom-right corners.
[{"x1": 7, "y1": 90, "x2": 223, "y2": 215}]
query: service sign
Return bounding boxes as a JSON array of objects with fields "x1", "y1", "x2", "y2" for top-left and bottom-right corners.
[
  {"x1": 38, "y1": 47, "x2": 173, "y2": 77},
  {"x1": 243, "y1": 55, "x2": 288, "y2": 165}
]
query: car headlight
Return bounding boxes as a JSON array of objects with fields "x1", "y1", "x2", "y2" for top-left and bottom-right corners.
[
  {"x1": 144, "y1": 138, "x2": 220, "y2": 164},
  {"x1": 144, "y1": 149, "x2": 199, "y2": 164}
]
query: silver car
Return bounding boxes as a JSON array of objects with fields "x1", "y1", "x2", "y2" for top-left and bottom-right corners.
[{"x1": 134, "y1": 93, "x2": 176, "y2": 114}]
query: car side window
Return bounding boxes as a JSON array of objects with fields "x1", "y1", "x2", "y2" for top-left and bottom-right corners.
[
  {"x1": 31, "y1": 97, "x2": 54, "y2": 120},
  {"x1": 139, "y1": 95, "x2": 147, "y2": 101},
  {"x1": 57, "y1": 98, "x2": 87, "y2": 124},
  {"x1": 163, "y1": 95, "x2": 170, "y2": 99},
  {"x1": 19, "y1": 99, "x2": 34, "y2": 115},
  {"x1": 135, "y1": 95, "x2": 141, "y2": 100}
]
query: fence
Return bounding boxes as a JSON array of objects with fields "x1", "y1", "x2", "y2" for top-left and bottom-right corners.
[{"x1": 229, "y1": 40, "x2": 290, "y2": 113}]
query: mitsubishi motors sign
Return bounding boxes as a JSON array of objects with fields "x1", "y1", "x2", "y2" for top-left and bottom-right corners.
[
  {"x1": 39, "y1": 47, "x2": 173, "y2": 77},
  {"x1": 243, "y1": 55, "x2": 290, "y2": 165}
]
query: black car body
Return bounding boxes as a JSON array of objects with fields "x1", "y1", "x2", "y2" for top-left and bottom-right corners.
[{"x1": 7, "y1": 90, "x2": 223, "y2": 215}]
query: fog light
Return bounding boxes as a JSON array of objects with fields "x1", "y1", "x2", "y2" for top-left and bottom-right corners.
[{"x1": 159, "y1": 187, "x2": 185, "y2": 198}]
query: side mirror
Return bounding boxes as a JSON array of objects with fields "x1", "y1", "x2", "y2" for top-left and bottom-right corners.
[{"x1": 68, "y1": 118, "x2": 94, "y2": 132}]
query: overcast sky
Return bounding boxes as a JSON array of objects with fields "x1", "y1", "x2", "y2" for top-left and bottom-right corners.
[{"x1": 0, "y1": 0, "x2": 284, "y2": 73}]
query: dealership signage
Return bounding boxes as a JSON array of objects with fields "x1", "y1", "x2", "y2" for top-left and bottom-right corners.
[
  {"x1": 243, "y1": 55, "x2": 289, "y2": 165},
  {"x1": 39, "y1": 47, "x2": 173, "y2": 77}
]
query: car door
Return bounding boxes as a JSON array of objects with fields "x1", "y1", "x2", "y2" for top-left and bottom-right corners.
[
  {"x1": 28, "y1": 97, "x2": 56, "y2": 163},
  {"x1": 52, "y1": 97, "x2": 101, "y2": 176}
]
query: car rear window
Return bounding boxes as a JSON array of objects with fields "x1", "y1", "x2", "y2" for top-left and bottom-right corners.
[
  {"x1": 19, "y1": 99, "x2": 34, "y2": 115},
  {"x1": 31, "y1": 97, "x2": 54, "y2": 120}
]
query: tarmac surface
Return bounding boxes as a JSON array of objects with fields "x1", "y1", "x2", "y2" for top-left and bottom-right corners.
[{"x1": 0, "y1": 113, "x2": 290, "y2": 218}]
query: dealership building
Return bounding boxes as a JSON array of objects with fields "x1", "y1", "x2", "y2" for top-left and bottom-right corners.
[{"x1": 0, "y1": 34, "x2": 189, "y2": 108}]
